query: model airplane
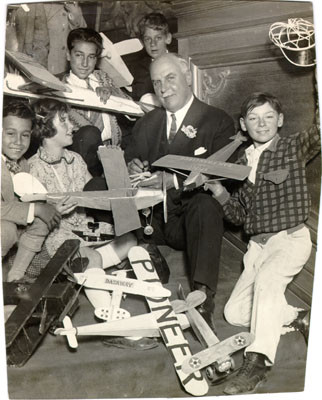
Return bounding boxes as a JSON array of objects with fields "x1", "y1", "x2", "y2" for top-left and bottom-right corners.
[
  {"x1": 13, "y1": 147, "x2": 166, "y2": 236},
  {"x1": 98, "y1": 32, "x2": 142, "y2": 88},
  {"x1": 4, "y1": 239, "x2": 81, "y2": 367},
  {"x1": 4, "y1": 47, "x2": 144, "y2": 117},
  {"x1": 128, "y1": 246, "x2": 209, "y2": 396},
  {"x1": 54, "y1": 310, "x2": 190, "y2": 349},
  {"x1": 152, "y1": 131, "x2": 251, "y2": 190},
  {"x1": 174, "y1": 285, "x2": 254, "y2": 383}
]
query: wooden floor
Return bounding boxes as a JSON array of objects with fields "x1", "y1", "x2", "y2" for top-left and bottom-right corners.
[{"x1": 4, "y1": 238, "x2": 311, "y2": 399}]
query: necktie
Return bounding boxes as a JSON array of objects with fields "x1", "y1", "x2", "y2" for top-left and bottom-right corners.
[
  {"x1": 86, "y1": 77, "x2": 94, "y2": 91},
  {"x1": 169, "y1": 113, "x2": 177, "y2": 144},
  {"x1": 6, "y1": 159, "x2": 22, "y2": 174}
]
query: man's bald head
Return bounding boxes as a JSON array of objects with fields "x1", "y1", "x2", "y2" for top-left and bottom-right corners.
[{"x1": 150, "y1": 53, "x2": 193, "y2": 112}]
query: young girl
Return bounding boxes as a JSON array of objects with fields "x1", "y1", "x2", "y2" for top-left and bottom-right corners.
[{"x1": 28, "y1": 99, "x2": 137, "y2": 306}]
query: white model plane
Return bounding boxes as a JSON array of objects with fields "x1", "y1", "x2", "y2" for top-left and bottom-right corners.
[
  {"x1": 152, "y1": 132, "x2": 251, "y2": 190},
  {"x1": 13, "y1": 147, "x2": 166, "y2": 236},
  {"x1": 174, "y1": 285, "x2": 254, "y2": 383},
  {"x1": 4, "y1": 33, "x2": 145, "y2": 117}
]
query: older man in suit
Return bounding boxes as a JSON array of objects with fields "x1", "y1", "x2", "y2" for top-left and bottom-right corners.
[{"x1": 125, "y1": 53, "x2": 236, "y2": 331}]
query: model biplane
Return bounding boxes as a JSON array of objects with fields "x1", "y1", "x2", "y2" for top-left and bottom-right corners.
[
  {"x1": 173, "y1": 285, "x2": 254, "y2": 384},
  {"x1": 13, "y1": 147, "x2": 166, "y2": 236},
  {"x1": 3, "y1": 239, "x2": 81, "y2": 367},
  {"x1": 152, "y1": 132, "x2": 251, "y2": 190}
]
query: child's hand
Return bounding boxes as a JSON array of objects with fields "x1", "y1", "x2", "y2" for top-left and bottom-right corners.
[
  {"x1": 204, "y1": 180, "x2": 224, "y2": 197},
  {"x1": 34, "y1": 203, "x2": 62, "y2": 230},
  {"x1": 55, "y1": 196, "x2": 78, "y2": 215},
  {"x1": 96, "y1": 86, "x2": 111, "y2": 104}
]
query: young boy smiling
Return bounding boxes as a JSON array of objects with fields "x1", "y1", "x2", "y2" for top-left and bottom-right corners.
[
  {"x1": 1, "y1": 99, "x2": 61, "y2": 282},
  {"x1": 206, "y1": 92, "x2": 320, "y2": 395},
  {"x1": 60, "y1": 27, "x2": 125, "y2": 176},
  {"x1": 130, "y1": 12, "x2": 172, "y2": 102}
]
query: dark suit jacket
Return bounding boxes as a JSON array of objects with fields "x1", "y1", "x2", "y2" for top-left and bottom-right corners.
[
  {"x1": 125, "y1": 97, "x2": 236, "y2": 208},
  {"x1": 1, "y1": 158, "x2": 30, "y2": 225},
  {"x1": 128, "y1": 50, "x2": 154, "y2": 101},
  {"x1": 125, "y1": 96, "x2": 235, "y2": 168}
]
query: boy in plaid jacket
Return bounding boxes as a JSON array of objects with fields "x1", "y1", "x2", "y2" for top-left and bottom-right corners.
[{"x1": 206, "y1": 92, "x2": 320, "y2": 395}]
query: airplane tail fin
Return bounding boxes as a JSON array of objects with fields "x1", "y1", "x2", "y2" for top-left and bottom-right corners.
[{"x1": 54, "y1": 316, "x2": 78, "y2": 349}]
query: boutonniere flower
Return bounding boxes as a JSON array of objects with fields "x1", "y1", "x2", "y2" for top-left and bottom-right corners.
[{"x1": 181, "y1": 125, "x2": 197, "y2": 139}]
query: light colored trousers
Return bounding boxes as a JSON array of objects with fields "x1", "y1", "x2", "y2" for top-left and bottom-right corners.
[
  {"x1": 224, "y1": 225, "x2": 312, "y2": 365},
  {"x1": 1, "y1": 218, "x2": 49, "y2": 256}
]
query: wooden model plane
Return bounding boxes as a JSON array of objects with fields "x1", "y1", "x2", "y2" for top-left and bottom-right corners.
[
  {"x1": 128, "y1": 246, "x2": 210, "y2": 397},
  {"x1": 173, "y1": 285, "x2": 254, "y2": 384},
  {"x1": 4, "y1": 49, "x2": 144, "y2": 117},
  {"x1": 3, "y1": 239, "x2": 81, "y2": 367},
  {"x1": 54, "y1": 265, "x2": 189, "y2": 349},
  {"x1": 98, "y1": 32, "x2": 142, "y2": 88},
  {"x1": 152, "y1": 132, "x2": 251, "y2": 190},
  {"x1": 13, "y1": 147, "x2": 166, "y2": 236},
  {"x1": 54, "y1": 311, "x2": 190, "y2": 349}
]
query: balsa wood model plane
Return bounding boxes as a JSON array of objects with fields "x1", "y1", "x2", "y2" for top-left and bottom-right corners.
[
  {"x1": 152, "y1": 132, "x2": 251, "y2": 190},
  {"x1": 54, "y1": 268, "x2": 190, "y2": 349},
  {"x1": 4, "y1": 47, "x2": 144, "y2": 117},
  {"x1": 173, "y1": 285, "x2": 254, "y2": 384},
  {"x1": 13, "y1": 147, "x2": 166, "y2": 236},
  {"x1": 3, "y1": 239, "x2": 81, "y2": 367},
  {"x1": 128, "y1": 246, "x2": 210, "y2": 397}
]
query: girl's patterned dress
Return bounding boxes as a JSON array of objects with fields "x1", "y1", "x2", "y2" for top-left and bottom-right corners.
[{"x1": 29, "y1": 147, "x2": 95, "y2": 256}]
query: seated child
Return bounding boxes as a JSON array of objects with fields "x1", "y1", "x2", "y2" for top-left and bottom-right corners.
[
  {"x1": 1, "y1": 98, "x2": 61, "y2": 282},
  {"x1": 59, "y1": 27, "x2": 127, "y2": 176},
  {"x1": 205, "y1": 92, "x2": 320, "y2": 395},
  {"x1": 28, "y1": 98, "x2": 158, "y2": 351},
  {"x1": 130, "y1": 12, "x2": 172, "y2": 103},
  {"x1": 28, "y1": 98, "x2": 137, "y2": 267}
]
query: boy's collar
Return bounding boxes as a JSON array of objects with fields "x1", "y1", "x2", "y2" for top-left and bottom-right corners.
[{"x1": 245, "y1": 133, "x2": 280, "y2": 154}]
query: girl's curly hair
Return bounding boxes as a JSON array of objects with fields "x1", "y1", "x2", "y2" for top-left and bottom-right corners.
[{"x1": 32, "y1": 99, "x2": 70, "y2": 143}]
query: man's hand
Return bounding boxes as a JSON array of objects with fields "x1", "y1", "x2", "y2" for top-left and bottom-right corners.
[
  {"x1": 96, "y1": 86, "x2": 111, "y2": 104},
  {"x1": 138, "y1": 171, "x2": 174, "y2": 190},
  {"x1": 127, "y1": 158, "x2": 149, "y2": 175},
  {"x1": 64, "y1": 2, "x2": 83, "y2": 23},
  {"x1": 34, "y1": 203, "x2": 62, "y2": 230},
  {"x1": 204, "y1": 181, "x2": 224, "y2": 197}
]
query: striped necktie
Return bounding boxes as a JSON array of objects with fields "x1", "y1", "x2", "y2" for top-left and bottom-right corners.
[
  {"x1": 168, "y1": 113, "x2": 177, "y2": 144},
  {"x1": 5, "y1": 159, "x2": 22, "y2": 174},
  {"x1": 86, "y1": 77, "x2": 94, "y2": 91}
]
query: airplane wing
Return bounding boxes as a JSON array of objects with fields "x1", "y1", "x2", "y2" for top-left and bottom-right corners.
[
  {"x1": 55, "y1": 313, "x2": 190, "y2": 341},
  {"x1": 98, "y1": 147, "x2": 142, "y2": 236},
  {"x1": 4, "y1": 73, "x2": 144, "y2": 117},
  {"x1": 5, "y1": 50, "x2": 67, "y2": 91},
  {"x1": 152, "y1": 155, "x2": 251, "y2": 181},
  {"x1": 98, "y1": 34, "x2": 143, "y2": 88}
]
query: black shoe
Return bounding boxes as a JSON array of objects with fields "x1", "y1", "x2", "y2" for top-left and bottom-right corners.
[
  {"x1": 194, "y1": 283, "x2": 217, "y2": 334},
  {"x1": 102, "y1": 337, "x2": 159, "y2": 351},
  {"x1": 223, "y1": 352, "x2": 268, "y2": 395},
  {"x1": 139, "y1": 243, "x2": 170, "y2": 284},
  {"x1": 288, "y1": 309, "x2": 310, "y2": 345}
]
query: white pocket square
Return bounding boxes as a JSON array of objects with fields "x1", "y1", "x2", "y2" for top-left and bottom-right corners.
[{"x1": 194, "y1": 147, "x2": 207, "y2": 156}]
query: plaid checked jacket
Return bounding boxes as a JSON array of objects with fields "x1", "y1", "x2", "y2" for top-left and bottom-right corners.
[{"x1": 219, "y1": 124, "x2": 321, "y2": 236}]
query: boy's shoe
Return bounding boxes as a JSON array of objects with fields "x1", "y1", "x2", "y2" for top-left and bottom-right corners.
[
  {"x1": 288, "y1": 309, "x2": 310, "y2": 345},
  {"x1": 223, "y1": 352, "x2": 268, "y2": 395}
]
